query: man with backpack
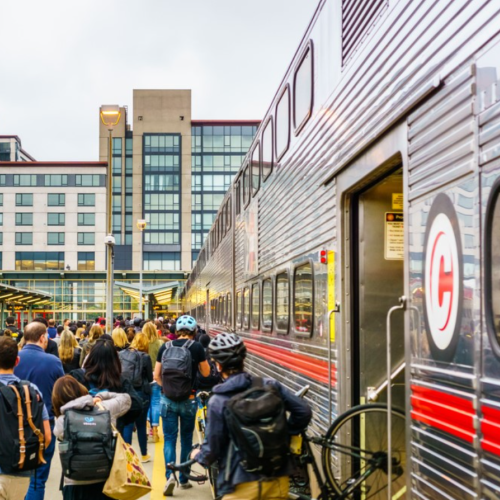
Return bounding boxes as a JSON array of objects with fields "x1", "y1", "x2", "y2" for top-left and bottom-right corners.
[
  {"x1": 153, "y1": 315, "x2": 210, "y2": 496},
  {"x1": 192, "y1": 333, "x2": 312, "y2": 500},
  {"x1": 0, "y1": 336, "x2": 51, "y2": 500},
  {"x1": 14, "y1": 321, "x2": 64, "y2": 500}
]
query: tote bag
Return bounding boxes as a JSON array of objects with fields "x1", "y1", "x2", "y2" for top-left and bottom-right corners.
[{"x1": 103, "y1": 429, "x2": 152, "y2": 500}]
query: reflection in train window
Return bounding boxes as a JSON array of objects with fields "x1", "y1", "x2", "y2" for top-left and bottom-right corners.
[
  {"x1": 243, "y1": 287, "x2": 250, "y2": 330},
  {"x1": 227, "y1": 292, "x2": 232, "y2": 326},
  {"x1": 262, "y1": 279, "x2": 273, "y2": 331},
  {"x1": 243, "y1": 164, "x2": 250, "y2": 208},
  {"x1": 251, "y1": 283, "x2": 260, "y2": 330},
  {"x1": 294, "y1": 262, "x2": 313, "y2": 336},
  {"x1": 276, "y1": 272, "x2": 290, "y2": 333},
  {"x1": 236, "y1": 291, "x2": 242, "y2": 328},
  {"x1": 251, "y1": 143, "x2": 260, "y2": 197},
  {"x1": 220, "y1": 296, "x2": 225, "y2": 325},
  {"x1": 487, "y1": 184, "x2": 500, "y2": 350},
  {"x1": 294, "y1": 44, "x2": 313, "y2": 133},
  {"x1": 276, "y1": 86, "x2": 290, "y2": 161},
  {"x1": 262, "y1": 118, "x2": 274, "y2": 182}
]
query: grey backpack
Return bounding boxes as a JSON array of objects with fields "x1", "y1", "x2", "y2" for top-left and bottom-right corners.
[{"x1": 161, "y1": 340, "x2": 194, "y2": 401}]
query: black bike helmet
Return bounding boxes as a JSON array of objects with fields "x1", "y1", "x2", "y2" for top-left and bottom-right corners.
[{"x1": 208, "y1": 332, "x2": 247, "y2": 368}]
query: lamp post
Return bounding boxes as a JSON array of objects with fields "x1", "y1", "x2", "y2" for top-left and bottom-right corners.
[
  {"x1": 137, "y1": 219, "x2": 147, "y2": 319},
  {"x1": 100, "y1": 105, "x2": 121, "y2": 334}
]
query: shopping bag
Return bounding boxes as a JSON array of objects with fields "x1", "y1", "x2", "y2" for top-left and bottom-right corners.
[{"x1": 103, "y1": 430, "x2": 152, "y2": 500}]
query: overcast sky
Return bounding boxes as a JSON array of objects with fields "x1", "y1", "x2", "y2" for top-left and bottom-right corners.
[{"x1": 0, "y1": 1, "x2": 318, "y2": 161}]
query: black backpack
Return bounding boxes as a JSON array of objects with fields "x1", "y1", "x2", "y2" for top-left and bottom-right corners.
[
  {"x1": 59, "y1": 405, "x2": 115, "y2": 481},
  {"x1": 224, "y1": 377, "x2": 290, "y2": 477},
  {"x1": 161, "y1": 340, "x2": 194, "y2": 401},
  {"x1": 119, "y1": 349, "x2": 145, "y2": 389},
  {"x1": 196, "y1": 359, "x2": 221, "y2": 391},
  {"x1": 0, "y1": 381, "x2": 46, "y2": 473}
]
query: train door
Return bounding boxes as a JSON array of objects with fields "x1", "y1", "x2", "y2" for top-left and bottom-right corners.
[{"x1": 352, "y1": 169, "x2": 405, "y2": 409}]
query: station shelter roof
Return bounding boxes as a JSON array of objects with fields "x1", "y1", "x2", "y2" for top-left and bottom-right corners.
[
  {"x1": 0, "y1": 283, "x2": 52, "y2": 306},
  {"x1": 114, "y1": 281, "x2": 180, "y2": 306}
]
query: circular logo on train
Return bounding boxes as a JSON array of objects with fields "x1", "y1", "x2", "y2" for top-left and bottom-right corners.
[{"x1": 423, "y1": 193, "x2": 463, "y2": 362}]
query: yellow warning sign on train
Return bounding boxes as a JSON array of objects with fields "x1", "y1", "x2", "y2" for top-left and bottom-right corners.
[
  {"x1": 392, "y1": 193, "x2": 403, "y2": 210},
  {"x1": 327, "y1": 251, "x2": 336, "y2": 342},
  {"x1": 385, "y1": 212, "x2": 404, "y2": 260}
]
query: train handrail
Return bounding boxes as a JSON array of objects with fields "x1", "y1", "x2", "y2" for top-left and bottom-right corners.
[
  {"x1": 327, "y1": 302, "x2": 340, "y2": 426},
  {"x1": 366, "y1": 361, "x2": 406, "y2": 402}
]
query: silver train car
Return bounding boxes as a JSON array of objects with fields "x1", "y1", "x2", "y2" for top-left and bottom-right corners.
[{"x1": 183, "y1": 1, "x2": 500, "y2": 498}]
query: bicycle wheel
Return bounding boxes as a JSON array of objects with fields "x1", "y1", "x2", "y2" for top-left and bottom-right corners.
[{"x1": 321, "y1": 403, "x2": 406, "y2": 499}]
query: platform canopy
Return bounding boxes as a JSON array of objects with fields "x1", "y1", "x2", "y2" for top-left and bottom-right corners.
[
  {"x1": 0, "y1": 283, "x2": 52, "y2": 306},
  {"x1": 114, "y1": 281, "x2": 180, "y2": 306}
]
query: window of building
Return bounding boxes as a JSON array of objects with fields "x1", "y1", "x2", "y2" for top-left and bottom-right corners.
[
  {"x1": 78, "y1": 252, "x2": 95, "y2": 271},
  {"x1": 227, "y1": 292, "x2": 232, "y2": 326},
  {"x1": 15, "y1": 213, "x2": 32, "y2": 226},
  {"x1": 14, "y1": 174, "x2": 36, "y2": 187},
  {"x1": 112, "y1": 195, "x2": 121, "y2": 211},
  {"x1": 48, "y1": 213, "x2": 65, "y2": 226},
  {"x1": 112, "y1": 157, "x2": 122, "y2": 175},
  {"x1": 0, "y1": 194, "x2": 2, "y2": 206},
  {"x1": 112, "y1": 137, "x2": 122, "y2": 155},
  {"x1": 78, "y1": 232, "x2": 95, "y2": 245},
  {"x1": 294, "y1": 262, "x2": 314, "y2": 336},
  {"x1": 47, "y1": 194, "x2": 65, "y2": 206},
  {"x1": 125, "y1": 138, "x2": 133, "y2": 156},
  {"x1": 144, "y1": 134, "x2": 180, "y2": 153},
  {"x1": 276, "y1": 272, "x2": 290, "y2": 333},
  {"x1": 125, "y1": 157, "x2": 133, "y2": 174},
  {"x1": 294, "y1": 43, "x2": 314, "y2": 133},
  {"x1": 243, "y1": 287, "x2": 250, "y2": 330},
  {"x1": 0, "y1": 175, "x2": 5, "y2": 186},
  {"x1": 145, "y1": 213, "x2": 179, "y2": 231},
  {"x1": 144, "y1": 193, "x2": 179, "y2": 211},
  {"x1": 236, "y1": 291, "x2": 242, "y2": 328},
  {"x1": 78, "y1": 193, "x2": 95, "y2": 206},
  {"x1": 48, "y1": 232, "x2": 65, "y2": 245},
  {"x1": 251, "y1": 142, "x2": 260, "y2": 196},
  {"x1": 143, "y1": 252, "x2": 181, "y2": 271},
  {"x1": 16, "y1": 194, "x2": 33, "y2": 206},
  {"x1": 0, "y1": 233, "x2": 3, "y2": 245},
  {"x1": 144, "y1": 232, "x2": 179, "y2": 245},
  {"x1": 262, "y1": 279, "x2": 273, "y2": 331},
  {"x1": 78, "y1": 213, "x2": 95, "y2": 226},
  {"x1": 15, "y1": 232, "x2": 32, "y2": 245},
  {"x1": 262, "y1": 118, "x2": 274, "y2": 181},
  {"x1": 276, "y1": 86, "x2": 290, "y2": 161},
  {"x1": 15, "y1": 251, "x2": 64, "y2": 270},
  {"x1": 45, "y1": 175, "x2": 68, "y2": 187},
  {"x1": 243, "y1": 163, "x2": 250, "y2": 208},
  {"x1": 145, "y1": 174, "x2": 179, "y2": 191},
  {"x1": 76, "y1": 175, "x2": 101, "y2": 187},
  {"x1": 251, "y1": 283, "x2": 260, "y2": 330}
]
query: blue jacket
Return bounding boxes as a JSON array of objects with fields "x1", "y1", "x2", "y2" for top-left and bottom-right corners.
[
  {"x1": 14, "y1": 344, "x2": 65, "y2": 419},
  {"x1": 196, "y1": 372, "x2": 312, "y2": 496}
]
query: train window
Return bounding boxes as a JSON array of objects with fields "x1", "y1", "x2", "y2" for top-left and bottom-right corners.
[
  {"x1": 235, "y1": 181, "x2": 241, "y2": 216},
  {"x1": 243, "y1": 163, "x2": 250, "y2": 208},
  {"x1": 243, "y1": 287, "x2": 250, "y2": 330},
  {"x1": 251, "y1": 142, "x2": 261, "y2": 197},
  {"x1": 227, "y1": 292, "x2": 232, "y2": 326},
  {"x1": 251, "y1": 283, "x2": 260, "y2": 330},
  {"x1": 262, "y1": 279, "x2": 273, "y2": 331},
  {"x1": 220, "y1": 296, "x2": 225, "y2": 325},
  {"x1": 262, "y1": 118, "x2": 274, "y2": 182},
  {"x1": 236, "y1": 291, "x2": 242, "y2": 328},
  {"x1": 294, "y1": 262, "x2": 314, "y2": 336},
  {"x1": 293, "y1": 42, "x2": 313, "y2": 134},
  {"x1": 276, "y1": 272, "x2": 290, "y2": 333},
  {"x1": 275, "y1": 85, "x2": 290, "y2": 162},
  {"x1": 226, "y1": 198, "x2": 232, "y2": 231}
]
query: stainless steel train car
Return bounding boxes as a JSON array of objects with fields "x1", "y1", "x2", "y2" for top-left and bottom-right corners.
[{"x1": 183, "y1": 1, "x2": 500, "y2": 498}]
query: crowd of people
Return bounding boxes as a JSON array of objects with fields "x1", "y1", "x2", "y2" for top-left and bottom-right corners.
[{"x1": 0, "y1": 313, "x2": 312, "y2": 500}]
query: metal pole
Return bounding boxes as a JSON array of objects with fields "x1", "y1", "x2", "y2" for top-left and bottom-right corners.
[
  {"x1": 139, "y1": 229, "x2": 143, "y2": 319},
  {"x1": 327, "y1": 303, "x2": 340, "y2": 426},
  {"x1": 106, "y1": 129, "x2": 114, "y2": 334}
]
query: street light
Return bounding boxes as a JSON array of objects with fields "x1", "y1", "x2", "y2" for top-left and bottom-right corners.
[
  {"x1": 137, "y1": 219, "x2": 147, "y2": 319},
  {"x1": 100, "y1": 105, "x2": 121, "y2": 334}
]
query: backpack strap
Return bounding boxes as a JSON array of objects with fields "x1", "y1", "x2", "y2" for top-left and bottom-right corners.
[
  {"x1": 184, "y1": 339, "x2": 194, "y2": 350},
  {"x1": 8, "y1": 384, "x2": 26, "y2": 469},
  {"x1": 22, "y1": 384, "x2": 46, "y2": 465}
]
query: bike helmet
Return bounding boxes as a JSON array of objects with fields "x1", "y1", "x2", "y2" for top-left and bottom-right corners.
[
  {"x1": 176, "y1": 315, "x2": 197, "y2": 332},
  {"x1": 208, "y1": 332, "x2": 247, "y2": 368}
]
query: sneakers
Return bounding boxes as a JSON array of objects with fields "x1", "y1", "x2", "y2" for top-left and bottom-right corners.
[
  {"x1": 180, "y1": 482, "x2": 192, "y2": 490},
  {"x1": 152, "y1": 426, "x2": 160, "y2": 443},
  {"x1": 141, "y1": 454, "x2": 151, "y2": 463},
  {"x1": 163, "y1": 476, "x2": 176, "y2": 496}
]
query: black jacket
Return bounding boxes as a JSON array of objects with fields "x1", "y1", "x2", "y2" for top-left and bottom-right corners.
[{"x1": 46, "y1": 339, "x2": 59, "y2": 358}]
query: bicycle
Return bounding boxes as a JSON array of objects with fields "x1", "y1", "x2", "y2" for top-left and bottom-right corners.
[
  {"x1": 195, "y1": 391, "x2": 220, "y2": 499},
  {"x1": 290, "y1": 386, "x2": 406, "y2": 500}
]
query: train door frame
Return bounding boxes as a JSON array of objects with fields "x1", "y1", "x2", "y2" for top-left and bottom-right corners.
[{"x1": 334, "y1": 123, "x2": 410, "y2": 421}]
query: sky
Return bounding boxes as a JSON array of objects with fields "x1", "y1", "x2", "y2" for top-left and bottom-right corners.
[{"x1": 0, "y1": 0, "x2": 319, "y2": 161}]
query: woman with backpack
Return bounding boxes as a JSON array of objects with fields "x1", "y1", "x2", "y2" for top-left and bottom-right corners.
[
  {"x1": 143, "y1": 322, "x2": 163, "y2": 443},
  {"x1": 59, "y1": 331, "x2": 82, "y2": 374},
  {"x1": 69, "y1": 340, "x2": 143, "y2": 434},
  {"x1": 52, "y1": 375, "x2": 131, "y2": 500},
  {"x1": 120, "y1": 333, "x2": 153, "y2": 462},
  {"x1": 111, "y1": 327, "x2": 130, "y2": 352}
]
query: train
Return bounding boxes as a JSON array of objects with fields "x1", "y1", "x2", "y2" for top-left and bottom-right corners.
[{"x1": 183, "y1": 1, "x2": 500, "y2": 498}]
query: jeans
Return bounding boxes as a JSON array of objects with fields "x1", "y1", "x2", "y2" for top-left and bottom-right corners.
[
  {"x1": 161, "y1": 395, "x2": 197, "y2": 484},
  {"x1": 123, "y1": 392, "x2": 150, "y2": 457},
  {"x1": 148, "y1": 383, "x2": 161, "y2": 427},
  {"x1": 26, "y1": 421, "x2": 55, "y2": 500}
]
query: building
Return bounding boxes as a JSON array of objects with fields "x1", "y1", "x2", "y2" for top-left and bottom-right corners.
[
  {"x1": 99, "y1": 89, "x2": 259, "y2": 272},
  {"x1": 0, "y1": 136, "x2": 36, "y2": 162}
]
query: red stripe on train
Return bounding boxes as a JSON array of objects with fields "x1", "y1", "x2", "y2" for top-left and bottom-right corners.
[
  {"x1": 481, "y1": 405, "x2": 500, "y2": 456},
  {"x1": 243, "y1": 338, "x2": 336, "y2": 386},
  {"x1": 410, "y1": 385, "x2": 475, "y2": 443}
]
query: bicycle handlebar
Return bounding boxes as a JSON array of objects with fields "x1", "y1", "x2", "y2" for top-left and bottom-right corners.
[{"x1": 166, "y1": 458, "x2": 208, "y2": 482}]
